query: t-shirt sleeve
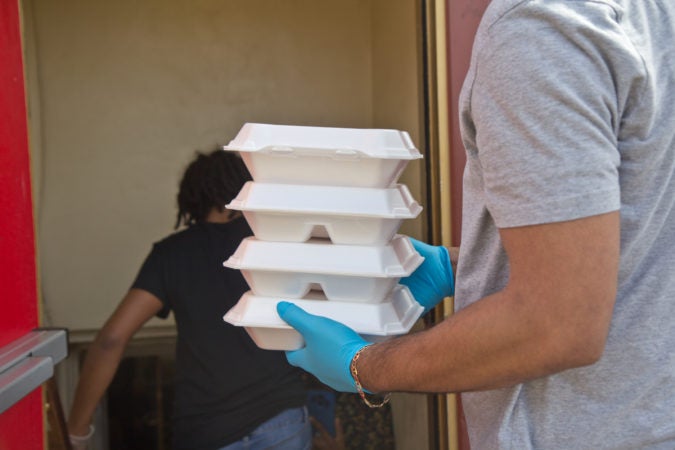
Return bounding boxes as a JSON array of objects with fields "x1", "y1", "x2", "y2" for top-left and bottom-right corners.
[
  {"x1": 130, "y1": 243, "x2": 172, "y2": 319},
  {"x1": 469, "y1": 1, "x2": 626, "y2": 228}
]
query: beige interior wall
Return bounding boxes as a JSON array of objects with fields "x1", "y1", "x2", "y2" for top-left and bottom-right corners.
[
  {"x1": 25, "y1": 0, "x2": 428, "y2": 446},
  {"x1": 27, "y1": 0, "x2": 425, "y2": 331},
  {"x1": 27, "y1": 0, "x2": 380, "y2": 332},
  {"x1": 370, "y1": 1, "x2": 430, "y2": 449},
  {"x1": 372, "y1": 0, "x2": 425, "y2": 240}
]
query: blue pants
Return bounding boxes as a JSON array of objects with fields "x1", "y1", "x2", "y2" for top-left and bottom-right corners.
[{"x1": 217, "y1": 406, "x2": 311, "y2": 450}]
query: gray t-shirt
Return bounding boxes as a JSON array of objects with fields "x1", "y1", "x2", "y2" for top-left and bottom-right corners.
[{"x1": 457, "y1": 0, "x2": 675, "y2": 448}]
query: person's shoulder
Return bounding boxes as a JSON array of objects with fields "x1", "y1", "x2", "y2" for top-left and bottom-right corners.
[
  {"x1": 226, "y1": 216, "x2": 253, "y2": 237},
  {"x1": 152, "y1": 225, "x2": 203, "y2": 250},
  {"x1": 154, "y1": 218, "x2": 251, "y2": 247},
  {"x1": 472, "y1": 0, "x2": 625, "y2": 60},
  {"x1": 482, "y1": 0, "x2": 622, "y2": 28}
]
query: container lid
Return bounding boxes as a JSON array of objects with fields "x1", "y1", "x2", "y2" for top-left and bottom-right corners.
[
  {"x1": 223, "y1": 235, "x2": 423, "y2": 277},
  {"x1": 227, "y1": 182, "x2": 422, "y2": 219},
  {"x1": 223, "y1": 285, "x2": 423, "y2": 336},
  {"x1": 223, "y1": 123, "x2": 422, "y2": 160}
]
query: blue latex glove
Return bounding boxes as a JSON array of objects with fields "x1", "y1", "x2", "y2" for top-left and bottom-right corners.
[
  {"x1": 400, "y1": 237, "x2": 455, "y2": 313},
  {"x1": 277, "y1": 301, "x2": 369, "y2": 393}
]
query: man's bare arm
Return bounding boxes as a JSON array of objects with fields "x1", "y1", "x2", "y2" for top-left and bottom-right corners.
[{"x1": 358, "y1": 211, "x2": 619, "y2": 393}]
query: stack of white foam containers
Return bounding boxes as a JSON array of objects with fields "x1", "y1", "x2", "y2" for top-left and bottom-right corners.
[{"x1": 222, "y1": 123, "x2": 425, "y2": 350}]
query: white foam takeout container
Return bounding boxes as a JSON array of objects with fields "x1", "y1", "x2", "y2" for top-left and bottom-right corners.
[
  {"x1": 227, "y1": 182, "x2": 422, "y2": 245},
  {"x1": 223, "y1": 235, "x2": 423, "y2": 303},
  {"x1": 222, "y1": 123, "x2": 423, "y2": 188},
  {"x1": 223, "y1": 285, "x2": 423, "y2": 350}
]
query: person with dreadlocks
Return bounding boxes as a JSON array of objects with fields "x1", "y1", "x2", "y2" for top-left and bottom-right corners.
[{"x1": 67, "y1": 150, "x2": 311, "y2": 450}]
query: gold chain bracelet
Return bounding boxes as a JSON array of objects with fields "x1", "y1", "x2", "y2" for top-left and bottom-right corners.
[{"x1": 350, "y1": 345, "x2": 391, "y2": 408}]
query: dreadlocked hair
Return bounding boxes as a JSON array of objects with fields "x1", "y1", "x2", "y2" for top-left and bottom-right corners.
[{"x1": 175, "y1": 149, "x2": 252, "y2": 229}]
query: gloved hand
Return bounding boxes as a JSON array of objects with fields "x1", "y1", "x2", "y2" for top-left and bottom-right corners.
[
  {"x1": 400, "y1": 237, "x2": 455, "y2": 313},
  {"x1": 68, "y1": 425, "x2": 95, "y2": 450},
  {"x1": 69, "y1": 438, "x2": 89, "y2": 450},
  {"x1": 277, "y1": 301, "x2": 369, "y2": 393}
]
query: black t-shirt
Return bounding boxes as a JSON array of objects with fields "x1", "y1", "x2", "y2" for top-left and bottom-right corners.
[{"x1": 131, "y1": 218, "x2": 307, "y2": 450}]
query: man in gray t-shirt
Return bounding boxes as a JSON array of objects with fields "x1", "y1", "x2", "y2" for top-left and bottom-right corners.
[
  {"x1": 455, "y1": 0, "x2": 675, "y2": 448},
  {"x1": 276, "y1": 1, "x2": 675, "y2": 449}
]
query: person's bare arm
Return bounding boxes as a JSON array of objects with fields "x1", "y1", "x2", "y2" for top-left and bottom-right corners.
[
  {"x1": 67, "y1": 289, "x2": 164, "y2": 436},
  {"x1": 358, "y1": 211, "x2": 619, "y2": 393}
]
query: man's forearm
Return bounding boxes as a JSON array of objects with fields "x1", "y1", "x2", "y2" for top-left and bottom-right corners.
[
  {"x1": 356, "y1": 289, "x2": 571, "y2": 393},
  {"x1": 358, "y1": 214, "x2": 618, "y2": 394}
]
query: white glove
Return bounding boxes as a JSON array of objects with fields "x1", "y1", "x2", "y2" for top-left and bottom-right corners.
[{"x1": 69, "y1": 424, "x2": 94, "y2": 450}]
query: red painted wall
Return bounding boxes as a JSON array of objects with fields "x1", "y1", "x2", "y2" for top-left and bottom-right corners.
[
  {"x1": 445, "y1": 2, "x2": 490, "y2": 449},
  {"x1": 446, "y1": 0, "x2": 490, "y2": 246},
  {"x1": 0, "y1": 0, "x2": 43, "y2": 449}
]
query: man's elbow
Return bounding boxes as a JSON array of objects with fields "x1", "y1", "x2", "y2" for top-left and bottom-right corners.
[
  {"x1": 549, "y1": 325, "x2": 609, "y2": 369},
  {"x1": 536, "y1": 290, "x2": 615, "y2": 371},
  {"x1": 567, "y1": 337, "x2": 606, "y2": 367},
  {"x1": 93, "y1": 329, "x2": 128, "y2": 353}
]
